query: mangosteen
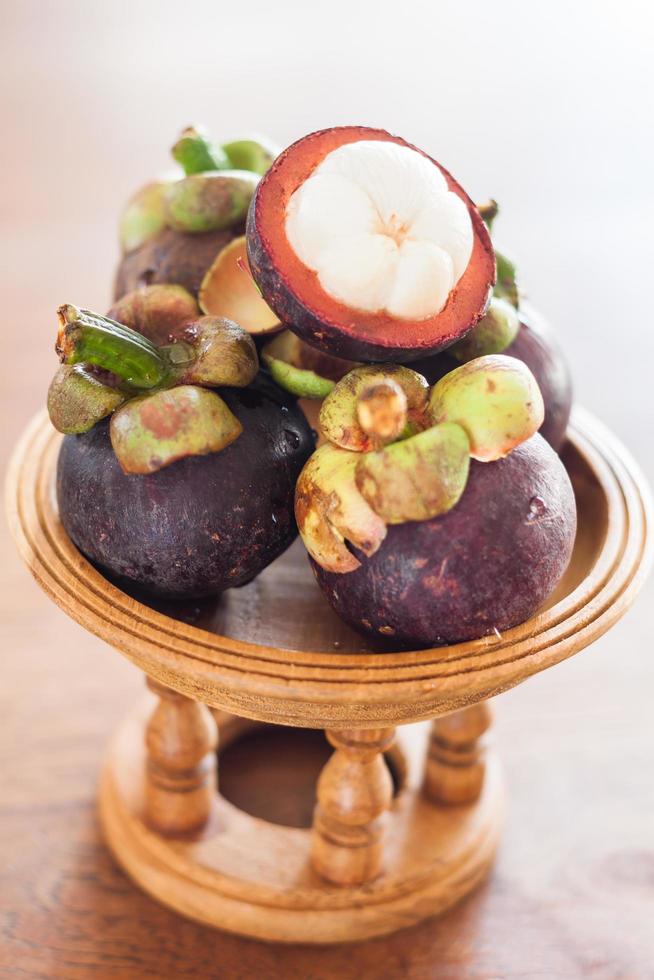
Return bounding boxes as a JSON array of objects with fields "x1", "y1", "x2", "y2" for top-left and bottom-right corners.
[
  {"x1": 413, "y1": 301, "x2": 572, "y2": 450},
  {"x1": 48, "y1": 302, "x2": 314, "y2": 598},
  {"x1": 246, "y1": 126, "x2": 495, "y2": 363},
  {"x1": 57, "y1": 378, "x2": 314, "y2": 599},
  {"x1": 310, "y1": 434, "x2": 576, "y2": 647},
  {"x1": 114, "y1": 127, "x2": 281, "y2": 339},
  {"x1": 295, "y1": 357, "x2": 575, "y2": 647}
]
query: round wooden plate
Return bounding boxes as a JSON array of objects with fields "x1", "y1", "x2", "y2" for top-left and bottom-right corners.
[{"x1": 7, "y1": 408, "x2": 652, "y2": 729}]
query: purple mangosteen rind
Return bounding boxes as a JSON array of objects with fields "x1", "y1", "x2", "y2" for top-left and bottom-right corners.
[{"x1": 57, "y1": 377, "x2": 315, "y2": 600}]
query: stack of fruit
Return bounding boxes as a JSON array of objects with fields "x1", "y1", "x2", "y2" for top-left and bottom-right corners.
[{"x1": 47, "y1": 124, "x2": 576, "y2": 647}]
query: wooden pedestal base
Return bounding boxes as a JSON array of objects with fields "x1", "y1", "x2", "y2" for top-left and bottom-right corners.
[{"x1": 99, "y1": 699, "x2": 503, "y2": 943}]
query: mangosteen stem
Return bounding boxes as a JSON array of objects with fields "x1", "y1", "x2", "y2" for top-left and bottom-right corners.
[
  {"x1": 56, "y1": 305, "x2": 171, "y2": 389},
  {"x1": 356, "y1": 379, "x2": 408, "y2": 448},
  {"x1": 477, "y1": 199, "x2": 499, "y2": 232}
]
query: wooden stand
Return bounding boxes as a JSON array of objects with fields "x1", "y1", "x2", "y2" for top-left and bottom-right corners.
[{"x1": 6, "y1": 408, "x2": 651, "y2": 943}]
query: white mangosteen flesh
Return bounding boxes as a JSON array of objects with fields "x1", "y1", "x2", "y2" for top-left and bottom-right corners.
[{"x1": 285, "y1": 141, "x2": 473, "y2": 320}]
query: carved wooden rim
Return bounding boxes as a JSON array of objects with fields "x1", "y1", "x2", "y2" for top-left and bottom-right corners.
[{"x1": 6, "y1": 408, "x2": 652, "y2": 726}]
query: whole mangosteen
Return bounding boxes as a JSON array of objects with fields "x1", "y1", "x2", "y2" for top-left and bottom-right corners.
[
  {"x1": 296, "y1": 358, "x2": 576, "y2": 648},
  {"x1": 48, "y1": 301, "x2": 314, "y2": 599}
]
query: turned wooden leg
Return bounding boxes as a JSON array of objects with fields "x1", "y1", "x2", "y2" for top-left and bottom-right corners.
[
  {"x1": 423, "y1": 703, "x2": 492, "y2": 806},
  {"x1": 144, "y1": 678, "x2": 218, "y2": 835},
  {"x1": 311, "y1": 728, "x2": 395, "y2": 886}
]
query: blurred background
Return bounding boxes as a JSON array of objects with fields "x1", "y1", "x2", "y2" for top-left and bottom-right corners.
[{"x1": 1, "y1": 1, "x2": 653, "y2": 976}]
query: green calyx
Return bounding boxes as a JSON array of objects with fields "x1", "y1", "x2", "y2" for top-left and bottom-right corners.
[
  {"x1": 48, "y1": 365, "x2": 126, "y2": 434},
  {"x1": 451, "y1": 297, "x2": 520, "y2": 362},
  {"x1": 108, "y1": 284, "x2": 200, "y2": 346},
  {"x1": 429, "y1": 354, "x2": 544, "y2": 462},
  {"x1": 175, "y1": 317, "x2": 258, "y2": 388},
  {"x1": 55, "y1": 304, "x2": 258, "y2": 393},
  {"x1": 119, "y1": 179, "x2": 170, "y2": 254},
  {"x1": 110, "y1": 385, "x2": 242, "y2": 475},
  {"x1": 50, "y1": 302, "x2": 259, "y2": 472},
  {"x1": 266, "y1": 355, "x2": 335, "y2": 399},
  {"x1": 222, "y1": 138, "x2": 279, "y2": 175},
  {"x1": 119, "y1": 127, "x2": 275, "y2": 251},
  {"x1": 56, "y1": 305, "x2": 171, "y2": 389},
  {"x1": 261, "y1": 331, "x2": 338, "y2": 399},
  {"x1": 165, "y1": 170, "x2": 259, "y2": 233},
  {"x1": 172, "y1": 126, "x2": 230, "y2": 175},
  {"x1": 355, "y1": 422, "x2": 470, "y2": 524},
  {"x1": 295, "y1": 443, "x2": 387, "y2": 573},
  {"x1": 475, "y1": 199, "x2": 519, "y2": 308},
  {"x1": 297, "y1": 355, "x2": 547, "y2": 574},
  {"x1": 494, "y1": 251, "x2": 519, "y2": 308},
  {"x1": 319, "y1": 365, "x2": 431, "y2": 452}
]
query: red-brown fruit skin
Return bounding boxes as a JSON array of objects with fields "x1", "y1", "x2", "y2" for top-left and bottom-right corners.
[
  {"x1": 57, "y1": 378, "x2": 314, "y2": 600},
  {"x1": 246, "y1": 127, "x2": 495, "y2": 363},
  {"x1": 311, "y1": 434, "x2": 576, "y2": 648},
  {"x1": 412, "y1": 308, "x2": 573, "y2": 451},
  {"x1": 114, "y1": 226, "x2": 238, "y2": 301}
]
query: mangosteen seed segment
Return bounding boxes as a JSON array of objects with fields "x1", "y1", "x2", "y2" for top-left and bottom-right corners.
[
  {"x1": 247, "y1": 126, "x2": 495, "y2": 362},
  {"x1": 294, "y1": 443, "x2": 387, "y2": 574},
  {"x1": 319, "y1": 365, "x2": 431, "y2": 452},
  {"x1": 57, "y1": 378, "x2": 315, "y2": 600},
  {"x1": 48, "y1": 364, "x2": 126, "y2": 435},
  {"x1": 355, "y1": 422, "x2": 470, "y2": 525},
  {"x1": 312, "y1": 434, "x2": 577, "y2": 647},
  {"x1": 429, "y1": 354, "x2": 544, "y2": 462},
  {"x1": 172, "y1": 126, "x2": 230, "y2": 175},
  {"x1": 109, "y1": 385, "x2": 242, "y2": 475}
]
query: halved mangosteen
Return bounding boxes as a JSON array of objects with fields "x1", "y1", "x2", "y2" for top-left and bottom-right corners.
[{"x1": 246, "y1": 126, "x2": 495, "y2": 362}]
